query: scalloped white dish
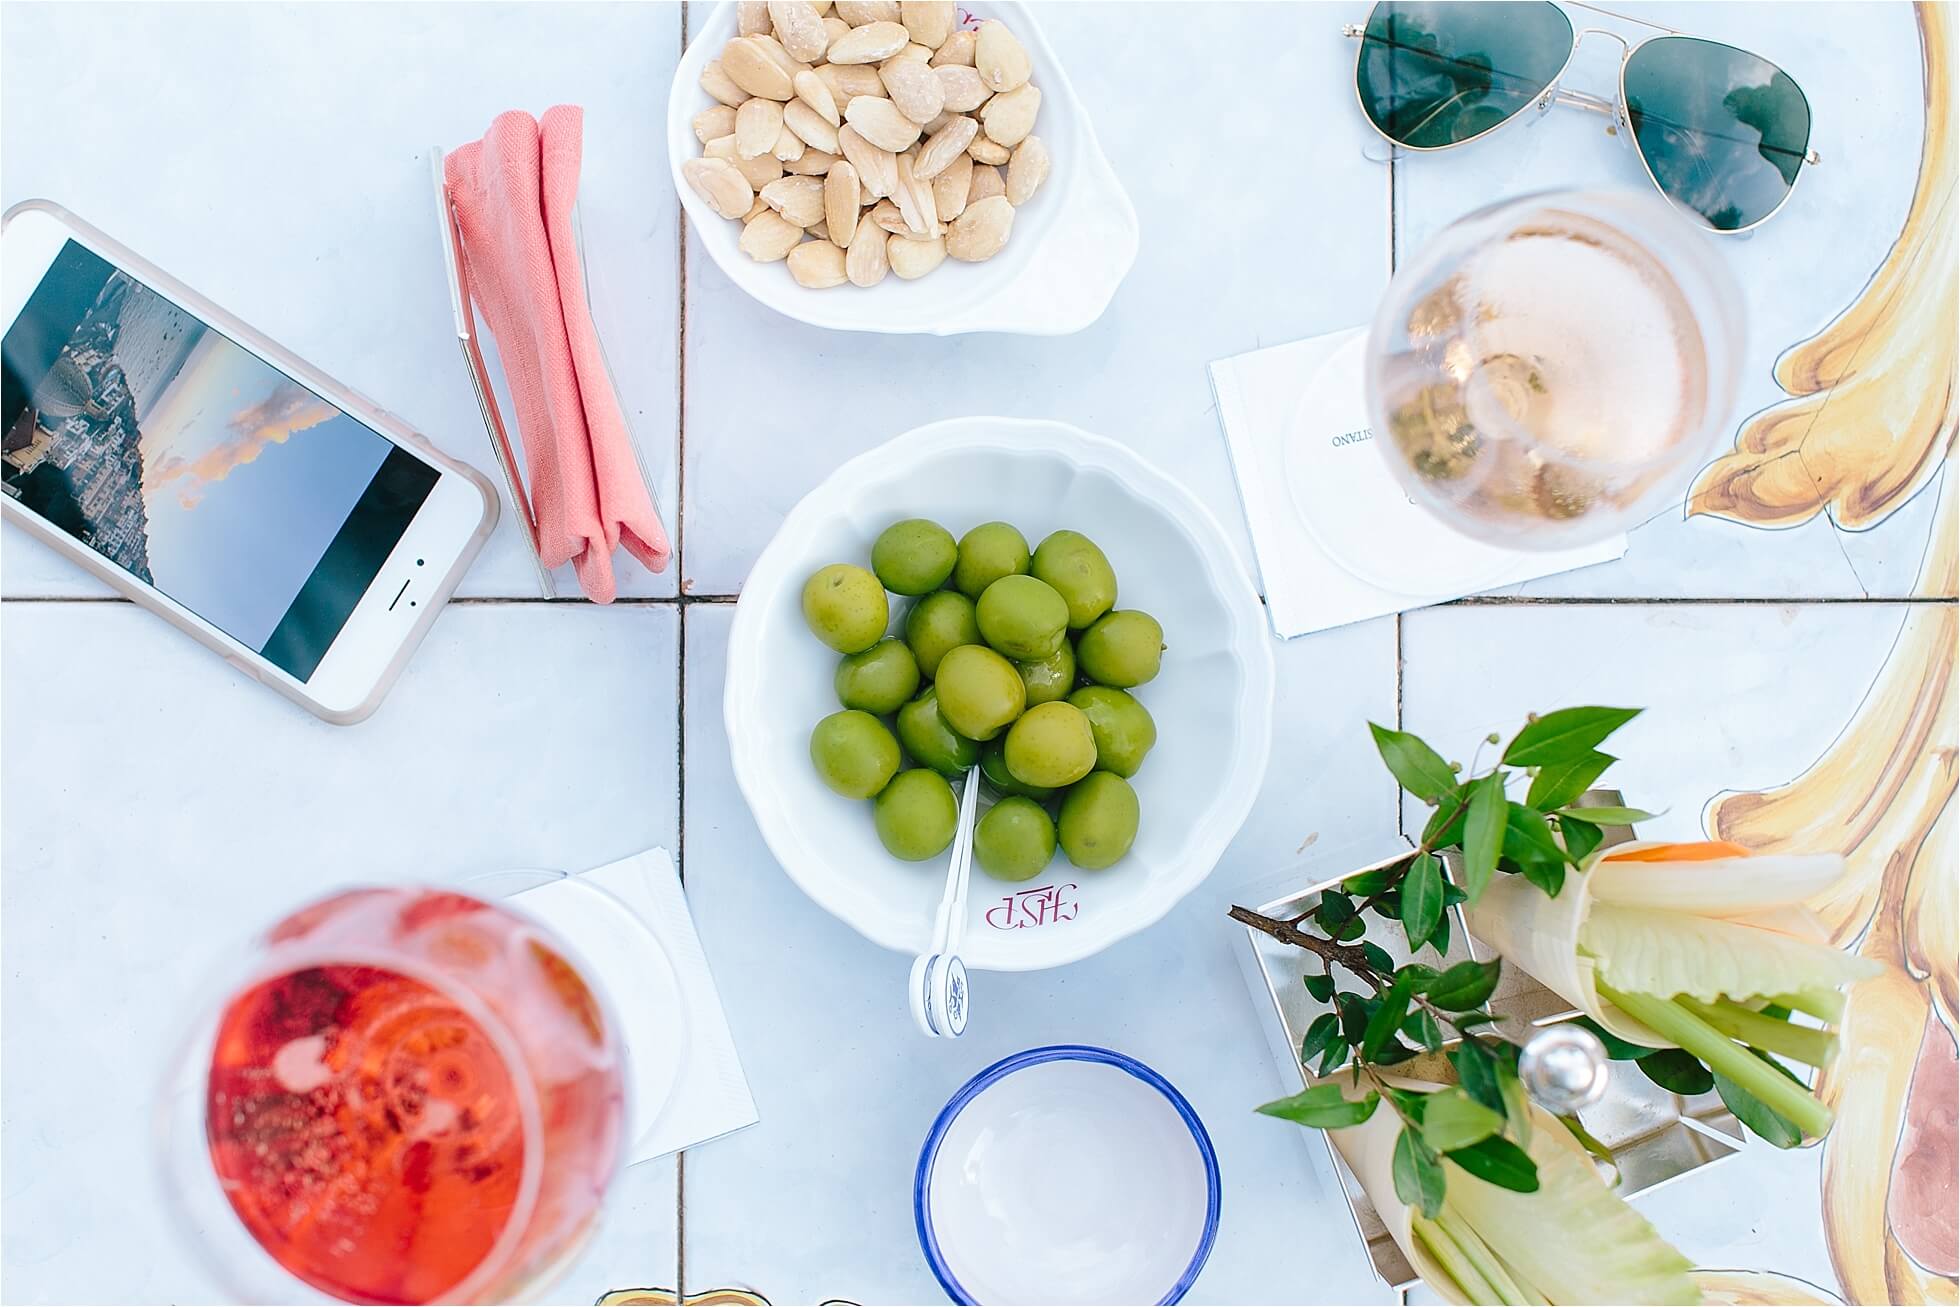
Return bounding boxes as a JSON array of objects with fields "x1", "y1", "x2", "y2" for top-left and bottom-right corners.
[
  {"x1": 725, "y1": 418, "x2": 1275, "y2": 971},
  {"x1": 670, "y1": 2, "x2": 1138, "y2": 336}
]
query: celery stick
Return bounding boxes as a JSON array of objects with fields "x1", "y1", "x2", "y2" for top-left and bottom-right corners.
[
  {"x1": 1438, "y1": 1208, "x2": 1530, "y2": 1306},
  {"x1": 1599, "y1": 983, "x2": 1834, "y2": 1138},
  {"x1": 1414, "y1": 1214, "x2": 1498, "y2": 1305},
  {"x1": 1679, "y1": 996, "x2": 1836, "y2": 1068},
  {"x1": 1771, "y1": 987, "x2": 1845, "y2": 1024}
]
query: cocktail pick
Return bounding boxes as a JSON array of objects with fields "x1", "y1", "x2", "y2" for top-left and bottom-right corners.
[{"x1": 910, "y1": 767, "x2": 982, "y2": 1038}]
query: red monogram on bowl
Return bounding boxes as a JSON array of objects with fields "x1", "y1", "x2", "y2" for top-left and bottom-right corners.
[{"x1": 984, "y1": 883, "x2": 1079, "y2": 931}]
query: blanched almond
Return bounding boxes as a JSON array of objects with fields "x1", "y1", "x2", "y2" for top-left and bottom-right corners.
[
  {"x1": 721, "y1": 38, "x2": 794, "y2": 99},
  {"x1": 844, "y1": 95, "x2": 921, "y2": 150},
  {"x1": 967, "y1": 161, "x2": 1004, "y2": 203},
  {"x1": 708, "y1": 133, "x2": 786, "y2": 189},
  {"x1": 880, "y1": 58, "x2": 945, "y2": 124},
  {"x1": 932, "y1": 151, "x2": 972, "y2": 221},
  {"x1": 827, "y1": 20, "x2": 909, "y2": 63},
  {"x1": 784, "y1": 99, "x2": 840, "y2": 153},
  {"x1": 775, "y1": 125, "x2": 808, "y2": 161},
  {"x1": 682, "y1": 157, "x2": 755, "y2": 219},
  {"x1": 784, "y1": 148, "x2": 839, "y2": 175},
  {"x1": 914, "y1": 113, "x2": 977, "y2": 178},
  {"x1": 738, "y1": 1, "x2": 771, "y2": 34},
  {"x1": 816, "y1": 62, "x2": 885, "y2": 103},
  {"x1": 886, "y1": 232, "x2": 946, "y2": 278},
  {"x1": 891, "y1": 149, "x2": 939, "y2": 234},
  {"x1": 740, "y1": 210, "x2": 803, "y2": 261},
  {"x1": 945, "y1": 194, "x2": 1012, "y2": 261},
  {"x1": 749, "y1": 33, "x2": 811, "y2": 79},
  {"x1": 835, "y1": 0, "x2": 899, "y2": 23},
  {"x1": 810, "y1": 219, "x2": 830, "y2": 242},
  {"x1": 967, "y1": 134, "x2": 1009, "y2": 165},
  {"x1": 824, "y1": 162, "x2": 860, "y2": 244},
  {"x1": 846, "y1": 219, "x2": 889, "y2": 285},
  {"x1": 693, "y1": 104, "x2": 738, "y2": 144},
  {"x1": 787, "y1": 239, "x2": 848, "y2": 287},
  {"x1": 744, "y1": 195, "x2": 772, "y2": 221},
  {"x1": 930, "y1": 29, "x2": 976, "y2": 66},
  {"x1": 975, "y1": 20, "x2": 1031, "y2": 92},
  {"x1": 869, "y1": 198, "x2": 912, "y2": 235},
  {"x1": 701, "y1": 60, "x2": 748, "y2": 107},
  {"x1": 900, "y1": 0, "x2": 955, "y2": 49},
  {"x1": 935, "y1": 64, "x2": 989, "y2": 113},
  {"x1": 768, "y1": 1, "x2": 828, "y2": 62},
  {"x1": 837, "y1": 124, "x2": 899, "y2": 198},
  {"x1": 761, "y1": 175, "x2": 825, "y2": 226},
  {"x1": 1005, "y1": 135, "x2": 1048, "y2": 204},
  {"x1": 792, "y1": 69, "x2": 841, "y2": 126},
  {"x1": 822, "y1": 14, "x2": 851, "y2": 43},
  {"x1": 980, "y1": 83, "x2": 1039, "y2": 146},
  {"x1": 736, "y1": 97, "x2": 784, "y2": 158}
]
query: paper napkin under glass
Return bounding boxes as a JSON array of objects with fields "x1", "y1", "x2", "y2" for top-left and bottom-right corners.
[{"x1": 1208, "y1": 326, "x2": 1626, "y2": 638}]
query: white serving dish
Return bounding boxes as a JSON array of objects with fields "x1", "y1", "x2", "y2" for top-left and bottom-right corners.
[
  {"x1": 914, "y1": 1045, "x2": 1220, "y2": 1305},
  {"x1": 669, "y1": 1, "x2": 1138, "y2": 335},
  {"x1": 725, "y1": 417, "x2": 1275, "y2": 971}
]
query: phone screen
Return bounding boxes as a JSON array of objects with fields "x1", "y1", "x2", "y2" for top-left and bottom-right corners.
[{"x1": 2, "y1": 240, "x2": 437, "y2": 681}]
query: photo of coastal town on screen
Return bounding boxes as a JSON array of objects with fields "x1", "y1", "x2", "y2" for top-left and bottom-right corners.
[{"x1": 2, "y1": 240, "x2": 435, "y2": 678}]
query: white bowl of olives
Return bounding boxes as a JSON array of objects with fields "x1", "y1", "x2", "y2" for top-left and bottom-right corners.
[{"x1": 726, "y1": 417, "x2": 1274, "y2": 971}]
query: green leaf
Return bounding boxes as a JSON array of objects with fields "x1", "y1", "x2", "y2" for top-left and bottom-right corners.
[
  {"x1": 1451, "y1": 1035, "x2": 1506, "y2": 1115},
  {"x1": 1393, "y1": 1126, "x2": 1448, "y2": 1219},
  {"x1": 1503, "y1": 802, "x2": 1568, "y2": 870},
  {"x1": 1495, "y1": 1057, "x2": 1533, "y2": 1146},
  {"x1": 1422, "y1": 799, "x2": 1467, "y2": 849},
  {"x1": 1559, "y1": 816, "x2": 1604, "y2": 868},
  {"x1": 1402, "y1": 1008, "x2": 1445, "y2": 1052},
  {"x1": 1362, "y1": 977, "x2": 1414, "y2": 1062},
  {"x1": 1715, "y1": 1066, "x2": 1803, "y2": 1148},
  {"x1": 1401, "y1": 853, "x2": 1445, "y2": 953},
  {"x1": 1427, "y1": 959, "x2": 1502, "y2": 1011},
  {"x1": 1337, "y1": 993, "x2": 1374, "y2": 1044},
  {"x1": 1399, "y1": 962, "x2": 1440, "y2": 992},
  {"x1": 1303, "y1": 971, "x2": 1335, "y2": 1002},
  {"x1": 1333, "y1": 916, "x2": 1367, "y2": 942},
  {"x1": 1526, "y1": 750, "x2": 1616, "y2": 811},
  {"x1": 1373, "y1": 1038, "x2": 1421, "y2": 1065},
  {"x1": 1574, "y1": 1016, "x2": 1657, "y2": 1061},
  {"x1": 1444, "y1": 1134, "x2": 1540, "y2": 1192},
  {"x1": 1316, "y1": 891, "x2": 1356, "y2": 930},
  {"x1": 1558, "y1": 805, "x2": 1659, "y2": 826},
  {"x1": 1422, "y1": 1087, "x2": 1505, "y2": 1153},
  {"x1": 1520, "y1": 858, "x2": 1567, "y2": 897},
  {"x1": 1636, "y1": 1048, "x2": 1716, "y2": 1096},
  {"x1": 1503, "y1": 707, "x2": 1643, "y2": 768},
  {"x1": 1316, "y1": 1037, "x2": 1350, "y2": 1076},
  {"x1": 1461, "y1": 774, "x2": 1506, "y2": 901},
  {"x1": 1370, "y1": 722, "x2": 1461, "y2": 801},
  {"x1": 1362, "y1": 941, "x2": 1397, "y2": 974},
  {"x1": 1257, "y1": 1083, "x2": 1380, "y2": 1129},
  {"x1": 1428, "y1": 910, "x2": 1452, "y2": 956},
  {"x1": 1300, "y1": 1012, "x2": 1341, "y2": 1068},
  {"x1": 1343, "y1": 866, "x2": 1396, "y2": 895}
]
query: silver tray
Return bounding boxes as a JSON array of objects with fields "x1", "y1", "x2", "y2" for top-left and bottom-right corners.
[{"x1": 1233, "y1": 796, "x2": 1744, "y2": 1292}]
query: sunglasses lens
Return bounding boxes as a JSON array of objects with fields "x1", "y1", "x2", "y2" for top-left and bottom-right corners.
[
  {"x1": 1624, "y1": 36, "x2": 1812, "y2": 231},
  {"x1": 1357, "y1": 2, "x2": 1574, "y2": 148}
]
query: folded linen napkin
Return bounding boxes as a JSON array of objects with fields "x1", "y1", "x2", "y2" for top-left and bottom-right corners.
[{"x1": 444, "y1": 106, "x2": 669, "y2": 602}]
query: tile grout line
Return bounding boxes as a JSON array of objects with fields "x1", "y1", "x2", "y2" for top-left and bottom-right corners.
[
  {"x1": 673, "y1": 0, "x2": 691, "y2": 1296},
  {"x1": 1388, "y1": 146, "x2": 1407, "y2": 846}
]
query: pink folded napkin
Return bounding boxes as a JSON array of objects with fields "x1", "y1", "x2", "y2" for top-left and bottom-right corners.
[{"x1": 445, "y1": 106, "x2": 670, "y2": 602}]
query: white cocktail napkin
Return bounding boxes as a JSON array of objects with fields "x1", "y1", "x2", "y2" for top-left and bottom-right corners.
[
  {"x1": 1208, "y1": 326, "x2": 1626, "y2": 637},
  {"x1": 514, "y1": 848, "x2": 756, "y2": 1164}
]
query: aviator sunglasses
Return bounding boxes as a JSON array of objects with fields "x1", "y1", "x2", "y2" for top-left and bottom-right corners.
[{"x1": 1346, "y1": 1, "x2": 1818, "y2": 232}]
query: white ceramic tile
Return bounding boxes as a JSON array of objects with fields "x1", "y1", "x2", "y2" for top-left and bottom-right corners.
[
  {"x1": 0, "y1": 601, "x2": 680, "y2": 1304},
  {"x1": 0, "y1": 2, "x2": 683, "y2": 600},
  {"x1": 1399, "y1": 600, "x2": 1933, "y2": 1291},
  {"x1": 679, "y1": 602, "x2": 1401, "y2": 1304},
  {"x1": 1392, "y1": 2, "x2": 1934, "y2": 600},
  {"x1": 678, "y1": 1, "x2": 1392, "y2": 597}
]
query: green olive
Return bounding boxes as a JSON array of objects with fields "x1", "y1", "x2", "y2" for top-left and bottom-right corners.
[
  {"x1": 1067, "y1": 686, "x2": 1157, "y2": 778},
  {"x1": 871, "y1": 518, "x2": 958, "y2": 596},
  {"x1": 952, "y1": 521, "x2": 1030, "y2": 599},
  {"x1": 1015, "y1": 641, "x2": 1076, "y2": 707},
  {"x1": 1075, "y1": 610, "x2": 1164, "y2": 687},
  {"x1": 809, "y1": 710, "x2": 900, "y2": 799},
  {"x1": 976, "y1": 574, "x2": 1069, "y2": 661},
  {"x1": 974, "y1": 796, "x2": 1057, "y2": 882},
  {"x1": 1003, "y1": 701, "x2": 1097, "y2": 788},
  {"x1": 834, "y1": 638, "x2": 920, "y2": 714},
  {"x1": 802, "y1": 563, "x2": 890, "y2": 654},
  {"x1": 904, "y1": 590, "x2": 981, "y2": 679},
  {"x1": 895, "y1": 686, "x2": 980, "y2": 777},
  {"x1": 874, "y1": 769, "x2": 959, "y2": 861},
  {"x1": 1058, "y1": 771, "x2": 1139, "y2": 870},
  {"x1": 980, "y1": 739, "x2": 1057, "y2": 801},
  {"x1": 1030, "y1": 530, "x2": 1117, "y2": 630},
  {"x1": 933, "y1": 644, "x2": 1026, "y2": 741}
]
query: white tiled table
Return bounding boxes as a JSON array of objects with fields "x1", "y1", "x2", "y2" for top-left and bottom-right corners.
[{"x1": 2, "y1": 4, "x2": 1948, "y2": 1305}]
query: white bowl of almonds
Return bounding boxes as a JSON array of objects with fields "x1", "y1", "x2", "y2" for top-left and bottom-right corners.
[{"x1": 670, "y1": 1, "x2": 1137, "y2": 335}]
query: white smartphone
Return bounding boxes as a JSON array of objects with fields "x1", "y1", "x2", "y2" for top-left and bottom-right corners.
[{"x1": 2, "y1": 201, "x2": 497, "y2": 723}]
